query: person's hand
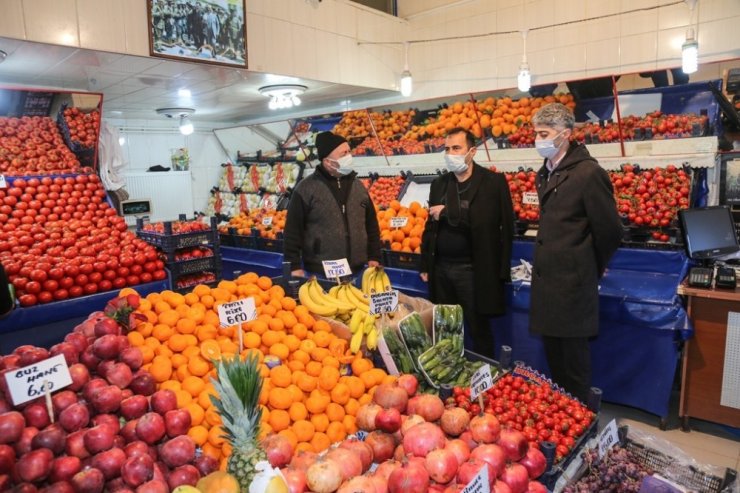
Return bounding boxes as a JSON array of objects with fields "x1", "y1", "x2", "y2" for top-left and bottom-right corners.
[
  {"x1": 291, "y1": 269, "x2": 305, "y2": 277},
  {"x1": 420, "y1": 272, "x2": 428, "y2": 282},
  {"x1": 429, "y1": 205, "x2": 445, "y2": 220},
  {"x1": 368, "y1": 260, "x2": 380, "y2": 268}
]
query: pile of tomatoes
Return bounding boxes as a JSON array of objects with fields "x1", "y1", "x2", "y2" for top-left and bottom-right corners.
[
  {"x1": 504, "y1": 170, "x2": 539, "y2": 222},
  {"x1": 368, "y1": 176, "x2": 405, "y2": 209},
  {"x1": 63, "y1": 107, "x2": 101, "y2": 150},
  {"x1": 163, "y1": 246, "x2": 214, "y2": 262},
  {"x1": 175, "y1": 271, "x2": 216, "y2": 289},
  {"x1": 449, "y1": 374, "x2": 595, "y2": 461},
  {"x1": 0, "y1": 175, "x2": 167, "y2": 307},
  {"x1": 0, "y1": 116, "x2": 82, "y2": 175},
  {"x1": 141, "y1": 220, "x2": 211, "y2": 234}
]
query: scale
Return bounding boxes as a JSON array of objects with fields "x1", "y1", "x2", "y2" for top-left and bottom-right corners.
[{"x1": 120, "y1": 199, "x2": 153, "y2": 223}]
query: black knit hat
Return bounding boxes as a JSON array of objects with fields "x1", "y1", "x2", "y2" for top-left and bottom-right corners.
[{"x1": 315, "y1": 131, "x2": 347, "y2": 162}]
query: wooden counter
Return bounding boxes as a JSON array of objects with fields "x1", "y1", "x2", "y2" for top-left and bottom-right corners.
[{"x1": 678, "y1": 282, "x2": 740, "y2": 430}]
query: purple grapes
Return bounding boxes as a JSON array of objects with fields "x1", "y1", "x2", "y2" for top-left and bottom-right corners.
[{"x1": 563, "y1": 446, "x2": 653, "y2": 493}]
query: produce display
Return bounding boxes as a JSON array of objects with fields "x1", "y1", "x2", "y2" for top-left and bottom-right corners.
[
  {"x1": 140, "y1": 220, "x2": 210, "y2": 235},
  {"x1": 207, "y1": 191, "x2": 264, "y2": 218},
  {"x1": 378, "y1": 201, "x2": 427, "y2": 253},
  {"x1": 218, "y1": 163, "x2": 301, "y2": 194},
  {"x1": 163, "y1": 247, "x2": 214, "y2": 262},
  {"x1": 0, "y1": 175, "x2": 166, "y2": 306},
  {"x1": 368, "y1": 176, "x2": 405, "y2": 210},
  {"x1": 62, "y1": 107, "x2": 101, "y2": 150},
  {"x1": 0, "y1": 116, "x2": 84, "y2": 175},
  {"x1": 174, "y1": 272, "x2": 217, "y2": 290},
  {"x1": 217, "y1": 209, "x2": 287, "y2": 239},
  {"x1": 332, "y1": 109, "x2": 416, "y2": 142},
  {"x1": 563, "y1": 445, "x2": 651, "y2": 493}
]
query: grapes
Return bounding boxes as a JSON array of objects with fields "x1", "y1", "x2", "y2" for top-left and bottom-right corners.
[{"x1": 564, "y1": 446, "x2": 652, "y2": 493}]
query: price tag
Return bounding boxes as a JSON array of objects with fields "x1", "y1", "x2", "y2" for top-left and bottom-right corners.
[
  {"x1": 369, "y1": 290, "x2": 399, "y2": 315},
  {"x1": 322, "y1": 259, "x2": 351, "y2": 279},
  {"x1": 262, "y1": 216, "x2": 273, "y2": 226},
  {"x1": 462, "y1": 463, "x2": 490, "y2": 493},
  {"x1": 355, "y1": 430, "x2": 368, "y2": 441},
  {"x1": 390, "y1": 217, "x2": 408, "y2": 228},
  {"x1": 4, "y1": 355, "x2": 72, "y2": 406},
  {"x1": 522, "y1": 192, "x2": 539, "y2": 205},
  {"x1": 470, "y1": 364, "x2": 493, "y2": 400},
  {"x1": 0, "y1": 176, "x2": 6, "y2": 189},
  {"x1": 597, "y1": 419, "x2": 620, "y2": 458},
  {"x1": 217, "y1": 297, "x2": 257, "y2": 327}
]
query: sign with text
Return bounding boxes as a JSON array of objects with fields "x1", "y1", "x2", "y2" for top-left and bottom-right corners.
[
  {"x1": 390, "y1": 216, "x2": 408, "y2": 228},
  {"x1": 0, "y1": 176, "x2": 7, "y2": 189},
  {"x1": 217, "y1": 298, "x2": 257, "y2": 327},
  {"x1": 462, "y1": 464, "x2": 490, "y2": 493},
  {"x1": 5, "y1": 355, "x2": 72, "y2": 406},
  {"x1": 598, "y1": 419, "x2": 620, "y2": 458},
  {"x1": 522, "y1": 192, "x2": 539, "y2": 205},
  {"x1": 470, "y1": 364, "x2": 493, "y2": 400},
  {"x1": 369, "y1": 290, "x2": 399, "y2": 315},
  {"x1": 262, "y1": 216, "x2": 273, "y2": 226},
  {"x1": 322, "y1": 258, "x2": 351, "y2": 279}
]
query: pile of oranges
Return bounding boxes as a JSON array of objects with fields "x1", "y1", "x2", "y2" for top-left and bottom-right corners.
[
  {"x1": 125, "y1": 273, "x2": 392, "y2": 470},
  {"x1": 217, "y1": 209, "x2": 287, "y2": 239},
  {"x1": 378, "y1": 200, "x2": 428, "y2": 254}
]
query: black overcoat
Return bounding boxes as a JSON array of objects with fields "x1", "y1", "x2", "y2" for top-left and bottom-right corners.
[
  {"x1": 420, "y1": 164, "x2": 514, "y2": 316},
  {"x1": 529, "y1": 143, "x2": 623, "y2": 337}
]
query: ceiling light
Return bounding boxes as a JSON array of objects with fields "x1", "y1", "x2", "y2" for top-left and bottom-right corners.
[
  {"x1": 517, "y1": 30, "x2": 531, "y2": 92},
  {"x1": 156, "y1": 107, "x2": 195, "y2": 135},
  {"x1": 178, "y1": 88, "x2": 191, "y2": 98},
  {"x1": 682, "y1": 28, "x2": 698, "y2": 74},
  {"x1": 400, "y1": 42, "x2": 413, "y2": 97},
  {"x1": 259, "y1": 85, "x2": 307, "y2": 111},
  {"x1": 0, "y1": 50, "x2": 6, "y2": 64}
]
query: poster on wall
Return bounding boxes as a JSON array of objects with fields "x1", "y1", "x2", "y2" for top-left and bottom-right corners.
[{"x1": 147, "y1": 0, "x2": 247, "y2": 68}]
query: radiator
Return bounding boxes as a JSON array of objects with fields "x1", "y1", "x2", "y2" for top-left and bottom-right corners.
[{"x1": 122, "y1": 171, "x2": 194, "y2": 225}]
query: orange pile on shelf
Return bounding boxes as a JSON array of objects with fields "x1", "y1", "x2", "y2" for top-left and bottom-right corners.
[
  {"x1": 126, "y1": 273, "x2": 391, "y2": 469},
  {"x1": 217, "y1": 209, "x2": 287, "y2": 238},
  {"x1": 378, "y1": 200, "x2": 427, "y2": 254}
]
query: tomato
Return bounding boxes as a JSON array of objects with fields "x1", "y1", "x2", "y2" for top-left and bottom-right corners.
[
  {"x1": 18, "y1": 294, "x2": 37, "y2": 306},
  {"x1": 37, "y1": 291, "x2": 53, "y2": 304}
]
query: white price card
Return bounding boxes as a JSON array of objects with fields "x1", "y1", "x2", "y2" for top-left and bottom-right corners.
[
  {"x1": 5, "y1": 355, "x2": 72, "y2": 406},
  {"x1": 322, "y1": 258, "x2": 351, "y2": 279},
  {"x1": 369, "y1": 290, "x2": 399, "y2": 315},
  {"x1": 262, "y1": 216, "x2": 273, "y2": 226},
  {"x1": 470, "y1": 364, "x2": 493, "y2": 400},
  {"x1": 0, "y1": 176, "x2": 6, "y2": 189},
  {"x1": 597, "y1": 419, "x2": 620, "y2": 458},
  {"x1": 390, "y1": 216, "x2": 408, "y2": 228},
  {"x1": 522, "y1": 192, "x2": 539, "y2": 205},
  {"x1": 217, "y1": 297, "x2": 257, "y2": 327},
  {"x1": 462, "y1": 463, "x2": 490, "y2": 493}
]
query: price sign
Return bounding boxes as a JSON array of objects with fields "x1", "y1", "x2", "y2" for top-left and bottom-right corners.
[
  {"x1": 217, "y1": 297, "x2": 257, "y2": 327},
  {"x1": 0, "y1": 176, "x2": 7, "y2": 189},
  {"x1": 369, "y1": 290, "x2": 399, "y2": 315},
  {"x1": 470, "y1": 364, "x2": 493, "y2": 400},
  {"x1": 322, "y1": 258, "x2": 351, "y2": 279},
  {"x1": 355, "y1": 430, "x2": 368, "y2": 441},
  {"x1": 4, "y1": 355, "x2": 72, "y2": 406},
  {"x1": 462, "y1": 463, "x2": 490, "y2": 493},
  {"x1": 262, "y1": 216, "x2": 273, "y2": 226},
  {"x1": 522, "y1": 192, "x2": 539, "y2": 205},
  {"x1": 597, "y1": 419, "x2": 619, "y2": 458},
  {"x1": 390, "y1": 217, "x2": 408, "y2": 228}
]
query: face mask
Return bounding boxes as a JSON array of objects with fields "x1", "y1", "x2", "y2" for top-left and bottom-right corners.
[
  {"x1": 535, "y1": 130, "x2": 566, "y2": 159},
  {"x1": 444, "y1": 150, "x2": 470, "y2": 174},
  {"x1": 332, "y1": 154, "x2": 354, "y2": 175}
]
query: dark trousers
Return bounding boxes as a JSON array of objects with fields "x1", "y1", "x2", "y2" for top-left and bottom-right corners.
[
  {"x1": 432, "y1": 260, "x2": 496, "y2": 359},
  {"x1": 542, "y1": 335, "x2": 591, "y2": 402}
]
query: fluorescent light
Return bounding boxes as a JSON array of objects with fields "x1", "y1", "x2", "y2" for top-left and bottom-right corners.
[
  {"x1": 178, "y1": 88, "x2": 191, "y2": 98},
  {"x1": 517, "y1": 63, "x2": 531, "y2": 92},
  {"x1": 179, "y1": 115, "x2": 194, "y2": 135},
  {"x1": 118, "y1": 136, "x2": 126, "y2": 146},
  {"x1": 400, "y1": 70, "x2": 413, "y2": 97},
  {"x1": 682, "y1": 29, "x2": 698, "y2": 74}
]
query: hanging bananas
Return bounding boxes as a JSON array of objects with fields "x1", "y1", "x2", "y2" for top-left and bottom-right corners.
[{"x1": 361, "y1": 266, "x2": 392, "y2": 296}]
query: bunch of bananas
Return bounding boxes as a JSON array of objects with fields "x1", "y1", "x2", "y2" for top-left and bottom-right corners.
[
  {"x1": 361, "y1": 266, "x2": 392, "y2": 295},
  {"x1": 349, "y1": 308, "x2": 378, "y2": 353},
  {"x1": 297, "y1": 277, "x2": 366, "y2": 319}
]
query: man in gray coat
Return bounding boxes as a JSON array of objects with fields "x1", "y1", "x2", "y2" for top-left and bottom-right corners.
[{"x1": 529, "y1": 103, "x2": 623, "y2": 402}]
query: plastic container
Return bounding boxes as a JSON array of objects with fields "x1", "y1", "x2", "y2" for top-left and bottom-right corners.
[
  {"x1": 382, "y1": 249, "x2": 423, "y2": 270},
  {"x1": 136, "y1": 217, "x2": 219, "y2": 251},
  {"x1": 167, "y1": 255, "x2": 222, "y2": 278}
]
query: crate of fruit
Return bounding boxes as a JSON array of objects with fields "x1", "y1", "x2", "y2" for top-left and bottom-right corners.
[
  {"x1": 137, "y1": 217, "x2": 218, "y2": 251},
  {"x1": 255, "y1": 235, "x2": 283, "y2": 253},
  {"x1": 382, "y1": 248, "x2": 423, "y2": 270},
  {"x1": 168, "y1": 255, "x2": 222, "y2": 278}
]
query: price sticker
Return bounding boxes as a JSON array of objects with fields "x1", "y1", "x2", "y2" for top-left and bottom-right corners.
[
  {"x1": 0, "y1": 176, "x2": 6, "y2": 189},
  {"x1": 522, "y1": 192, "x2": 539, "y2": 205},
  {"x1": 217, "y1": 297, "x2": 257, "y2": 327},
  {"x1": 322, "y1": 259, "x2": 351, "y2": 279},
  {"x1": 598, "y1": 419, "x2": 620, "y2": 458},
  {"x1": 470, "y1": 364, "x2": 493, "y2": 400},
  {"x1": 4, "y1": 355, "x2": 72, "y2": 406},
  {"x1": 369, "y1": 290, "x2": 399, "y2": 315},
  {"x1": 262, "y1": 216, "x2": 273, "y2": 226},
  {"x1": 390, "y1": 217, "x2": 408, "y2": 228},
  {"x1": 355, "y1": 430, "x2": 368, "y2": 441},
  {"x1": 462, "y1": 463, "x2": 490, "y2": 493}
]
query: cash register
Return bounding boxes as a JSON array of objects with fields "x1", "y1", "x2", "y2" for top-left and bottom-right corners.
[{"x1": 679, "y1": 205, "x2": 739, "y2": 289}]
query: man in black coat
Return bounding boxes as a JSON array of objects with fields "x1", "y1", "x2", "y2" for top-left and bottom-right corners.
[
  {"x1": 420, "y1": 127, "x2": 514, "y2": 359},
  {"x1": 529, "y1": 103, "x2": 623, "y2": 402}
]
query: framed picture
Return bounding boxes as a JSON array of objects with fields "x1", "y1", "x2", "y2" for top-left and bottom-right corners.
[
  {"x1": 720, "y1": 153, "x2": 740, "y2": 206},
  {"x1": 147, "y1": 0, "x2": 247, "y2": 68}
]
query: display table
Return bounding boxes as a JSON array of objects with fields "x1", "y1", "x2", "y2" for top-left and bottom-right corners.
[
  {"x1": 677, "y1": 282, "x2": 740, "y2": 430},
  {"x1": 220, "y1": 242, "x2": 690, "y2": 419},
  {"x1": 0, "y1": 280, "x2": 169, "y2": 353}
]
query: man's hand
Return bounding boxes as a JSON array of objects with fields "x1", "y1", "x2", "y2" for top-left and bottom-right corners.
[
  {"x1": 420, "y1": 272, "x2": 428, "y2": 282},
  {"x1": 368, "y1": 260, "x2": 380, "y2": 268},
  {"x1": 291, "y1": 269, "x2": 305, "y2": 277},
  {"x1": 429, "y1": 205, "x2": 445, "y2": 220}
]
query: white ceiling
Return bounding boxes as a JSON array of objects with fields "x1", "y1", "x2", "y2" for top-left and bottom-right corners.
[{"x1": 0, "y1": 36, "x2": 400, "y2": 125}]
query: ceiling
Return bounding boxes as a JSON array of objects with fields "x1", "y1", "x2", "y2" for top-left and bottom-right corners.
[{"x1": 0, "y1": 36, "x2": 399, "y2": 126}]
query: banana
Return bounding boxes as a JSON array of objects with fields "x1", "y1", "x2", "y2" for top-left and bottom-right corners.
[
  {"x1": 379, "y1": 270, "x2": 392, "y2": 291},
  {"x1": 328, "y1": 285, "x2": 342, "y2": 298},
  {"x1": 349, "y1": 309, "x2": 365, "y2": 334},
  {"x1": 350, "y1": 326, "x2": 364, "y2": 353},
  {"x1": 366, "y1": 326, "x2": 378, "y2": 350},
  {"x1": 343, "y1": 285, "x2": 369, "y2": 313},
  {"x1": 361, "y1": 266, "x2": 376, "y2": 295},
  {"x1": 373, "y1": 269, "x2": 386, "y2": 294},
  {"x1": 363, "y1": 313, "x2": 376, "y2": 334},
  {"x1": 298, "y1": 281, "x2": 337, "y2": 317},
  {"x1": 308, "y1": 279, "x2": 355, "y2": 313},
  {"x1": 347, "y1": 283, "x2": 370, "y2": 305}
]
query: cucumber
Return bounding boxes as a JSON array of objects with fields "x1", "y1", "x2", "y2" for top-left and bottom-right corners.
[{"x1": 382, "y1": 327, "x2": 415, "y2": 374}]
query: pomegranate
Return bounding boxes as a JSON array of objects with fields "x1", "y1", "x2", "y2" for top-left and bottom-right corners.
[
  {"x1": 94, "y1": 318, "x2": 120, "y2": 337},
  {"x1": 494, "y1": 480, "x2": 514, "y2": 493},
  {"x1": 400, "y1": 414, "x2": 425, "y2": 436},
  {"x1": 414, "y1": 394, "x2": 445, "y2": 422},
  {"x1": 367, "y1": 473, "x2": 388, "y2": 493},
  {"x1": 338, "y1": 475, "x2": 378, "y2": 493},
  {"x1": 470, "y1": 413, "x2": 501, "y2": 444},
  {"x1": 365, "y1": 431, "x2": 396, "y2": 463},
  {"x1": 373, "y1": 383, "x2": 408, "y2": 413},
  {"x1": 519, "y1": 446, "x2": 547, "y2": 479},
  {"x1": 92, "y1": 334, "x2": 119, "y2": 360},
  {"x1": 373, "y1": 459, "x2": 401, "y2": 481},
  {"x1": 280, "y1": 466, "x2": 307, "y2": 493},
  {"x1": 119, "y1": 348, "x2": 143, "y2": 372},
  {"x1": 471, "y1": 444, "x2": 507, "y2": 478},
  {"x1": 355, "y1": 403, "x2": 381, "y2": 432},
  {"x1": 0, "y1": 411, "x2": 26, "y2": 444},
  {"x1": 193, "y1": 454, "x2": 218, "y2": 477},
  {"x1": 90, "y1": 385, "x2": 122, "y2": 414},
  {"x1": 388, "y1": 459, "x2": 430, "y2": 493},
  {"x1": 136, "y1": 480, "x2": 169, "y2": 493},
  {"x1": 527, "y1": 480, "x2": 548, "y2": 493},
  {"x1": 306, "y1": 458, "x2": 343, "y2": 493},
  {"x1": 375, "y1": 407, "x2": 402, "y2": 433},
  {"x1": 325, "y1": 446, "x2": 363, "y2": 482},
  {"x1": 339, "y1": 438, "x2": 374, "y2": 472},
  {"x1": 15, "y1": 426, "x2": 39, "y2": 456},
  {"x1": 396, "y1": 374, "x2": 418, "y2": 397},
  {"x1": 497, "y1": 428, "x2": 529, "y2": 462},
  {"x1": 105, "y1": 363, "x2": 133, "y2": 389},
  {"x1": 459, "y1": 430, "x2": 478, "y2": 450},
  {"x1": 289, "y1": 450, "x2": 317, "y2": 472},
  {"x1": 424, "y1": 448, "x2": 458, "y2": 484},
  {"x1": 64, "y1": 430, "x2": 90, "y2": 459},
  {"x1": 457, "y1": 459, "x2": 495, "y2": 489},
  {"x1": 91, "y1": 448, "x2": 127, "y2": 480},
  {"x1": 50, "y1": 342, "x2": 79, "y2": 366},
  {"x1": 402, "y1": 422, "x2": 447, "y2": 457},
  {"x1": 500, "y1": 463, "x2": 529, "y2": 493},
  {"x1": 262, "y1": 434, "x2": 294, "y2": 468},
  {"x1": 445, "y1": 438, "x2": 471, "y2": 466},
  {"x1": 440, "y1": 407, "x2": 470, "y2": 436}
]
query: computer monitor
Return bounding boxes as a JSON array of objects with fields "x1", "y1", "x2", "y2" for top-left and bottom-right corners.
[{"x1": 679, "y1": 205, "x2": 740, "y2": 260}]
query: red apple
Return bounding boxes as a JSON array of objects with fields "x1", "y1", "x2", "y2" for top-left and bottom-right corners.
[
  {"x1": 84, "y1": 425, "x2": 116, "y2": 454},
  {"x1": 164, "y1": 409, "x2": 191, "y2": 438},
  {"x1": 71, "y1": 467, "x2": 105, "y2": 493},
  {"x1": 120, "y1": 396, "x2": 149, "y2": 421},
  {"x1": 135, "y1": 413, "x2": 165, "y2": 445},
  {"x1": 49, "y1": 456, "x2": 82, "y2": 483},
  {"x1": 59, "y1": 402, "x2": 90, "y2": 432},
  {"x1": 149, "y1": 391, "x2": 176, "y2": 415}
]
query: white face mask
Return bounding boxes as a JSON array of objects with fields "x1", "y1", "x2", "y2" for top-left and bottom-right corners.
[
  {"x1": 535, "y1": 130, "x2": 566, "y2": 159},
  {"x1": 332, "y1": 154, "x2": 354, "y2": 175},
  {"x1": 444, "y1": 150, "x2": 470, "y2": 174}
]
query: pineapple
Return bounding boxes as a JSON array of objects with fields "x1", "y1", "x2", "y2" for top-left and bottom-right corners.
[{"x1": 209, "y1": 353, "x2": 268, "y2": 491}]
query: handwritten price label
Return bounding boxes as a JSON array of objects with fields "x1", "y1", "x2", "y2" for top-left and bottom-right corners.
[
  {"x1": 462, "y1": 463, "x2": 490, "y2": 493},
  {"x1": 4, "y1": 355, "x2": 72, "y2": 406},
  {"x1": 218, "y1": 298, "x2": 257, "y2": 327},
  {"x1": 322, "y1": 259, "x2": 351, "y2": 279},
  {"x1": 522, "y1": 192, "x2": 539, "y2": 205},
  {"x1": 390, "y1": 217, "x2": 408, "y2": 228},
  {"x1": 369, "y1": 290, "x2": 399, "y2": 315},
  {"x1": 598, "y1": 419, "x2": 620, "y2": 458},
  {"x1": 262, "y1": 216, "x2": 273, "y2": 226},
  {"x1": 0, "y1": 176, "x2": 7, "y2": 189},
  {"x1": 470, "y1": 364, "x2": 493, "y2": 400}
]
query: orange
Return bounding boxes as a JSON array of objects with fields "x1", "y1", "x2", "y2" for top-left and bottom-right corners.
[
  {"x1": 128, "y1": 331, "x2": 145, "y2": 347},
  {"x1": 269, "y1": 366, "x2": 292, "y2": 388},
  {"x1": 199, "y1": 387, "x2": 217, "y2": 409},
  {"x1": 200, "y1": 340, "x2": 221, "y2": 361},
  {"x1": 326, "y1": 421, "x2": 346, "y2": 443},
  {"x1": 186, "y1": 403, "x2": 205, "y2": 426},
  {"x1": 310, "y1": 413, "x2": 329, "y2": 433},
  {"x1": 305, "y1": 361, "x2": 322, "y2": 377},
  {"x1": 278, "y1": 428, "x2": 299, "y2": 451},
  {"x1": 175, "y1": 389, "x2": 192, "y2": 408},
  {"x1": 182, "y1": 376, "x2": 206, "y2": 397},
  {"x1": 330, "y1": 383, "x2": 350, "y2": 405},
  {"x1": 196, "y1": 324, "x2": 218, "y2": 342},
  {"x1": 158, "y1": 310, "x2": 180, "y2": 328},
  {"x1": 187, "y1": 425, "x2": 209, "y2": 446},
  {"x1": 176, "y1": 317, "x2": 197, "y2": 334},
  {"x1": 139, "y1": 345, "x2": 154, "y2": 364},
  {"x1": 292, "y1": 419, "x2": 315, "y2": 442},
  {"x1": 244, "y1": 332, "x2": 261, "y2": 349},
  {"x1": 168, "y1": 333, "x2": 188, "y2": 352},
  {"x1": 201, "y1": 442, "x2": 221, "y2": 461},
  {"x1": 310, "y1": 432, "x2": 331, "y2": 453},
  {"x1": 344, "y1": 398, "x2": 360, "y2": 417},
  {"x1": 343, "y1": 414, "x2": 358, "y2": 435},
  {"x1": 287, "y1": 360, "x2": 304, "y2": 372},
  {"x1": 305, "y1": 394, "x2": 328, "y2": 414},
  {"x1": 345, "y1": 376, "x2": 366, "y2": 399},
  {"x1": 269, "y1": 343, "x2": 290, "y2": 361},
  {"x1": 280, "y1": 297, "x2": 297, "y2": 311},
  {"x1": 318, "y1": 367, "x2": 340, "y2": 391},
  {"x1": 188, "y1": 356, "x2": 210, "y2": 377},
  {"x1": 268, "y1": 409, "x2": 290, "y2": 432},
  {"x1": 299, "y1": 339, "x2": 317, "y2": 354},
  {"x1": 296, "y1": 374, "x2": 317, "y2": 393},
  {"x1": 321, "y1": 355, "x2": 340, "y2": 369},
  {"x1": 291, "y1": 323, "x2": 308, "y2": 339},
  {"x1": 326, "y1": 402, "x2": 345, "y2": 422},
  {"x1": 313, "y1": 320, "x2": 331, "y2": 333},
  {"x1": 150, "y1": 356, "x2": 172, "y2": 383},
  {"x1": 288, "y1": 402, "x2": 308, "y2": 422},
  {"x1": 152, "y1": 324, "x2": 174, "y2": 342},
  {"x1": 286, "y1": 384, "x2": 303, "y2": 403},
  {"x1": 208, "y1": 425, "x2": 226, "y2": 447},
  {"x1": 256, "y1": 276, "x2": 272, "y2": 291},
  {"x1": 291, "y1": 350, "x2": 310, "y2": 365},
  {"x1": 268, "y1": 388, "x2": 293, "y2": 410},
  {"x1": 310, "y1": 347, "x2": 330, "y2": 363},
  {"x1": 312, "y1": 330, "x2": 331, "y2": 349},
  {"x1": 171, "y1": 353, "x2": 188, "y2": 369}
]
